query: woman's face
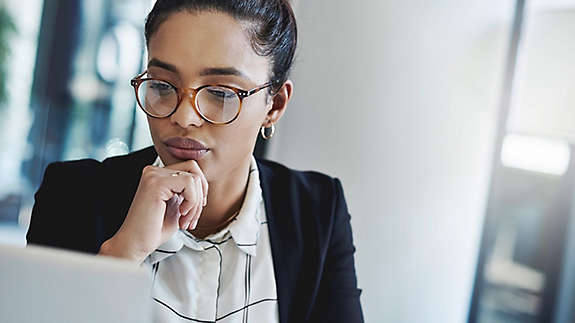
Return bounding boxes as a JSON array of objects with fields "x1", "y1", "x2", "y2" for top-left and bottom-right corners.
[{"x1": 146, "y1": 11, "x2": 283, "y2": 181}]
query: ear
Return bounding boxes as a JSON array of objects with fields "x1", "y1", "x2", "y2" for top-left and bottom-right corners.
[{"x1": 263, "y1": 80, "x2": 293, "y2": 126}]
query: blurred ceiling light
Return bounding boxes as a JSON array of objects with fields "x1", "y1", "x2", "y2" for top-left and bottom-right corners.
[
  {"x1": 96, "y1": 23, "x2": 141, "y2": 83},
  {"x1": 69, "y1": 75, "x2": 106, "y2": 102},
  {"x1": 105, "y1": 138, "x2": 129, "y2": 158},
  {"x1": 96, "y1": 30, "x2": 119, "y2": 82},
  {"x1": 501, "y1": 134, "x2": 571, "y2": 176}
]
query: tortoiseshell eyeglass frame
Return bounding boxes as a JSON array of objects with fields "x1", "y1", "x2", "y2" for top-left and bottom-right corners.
[{"x1": 130, "y1": 71, "x2": 278, "y2": 125}]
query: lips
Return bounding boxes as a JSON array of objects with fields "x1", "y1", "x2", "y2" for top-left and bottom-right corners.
[{"x1": 164, "y1": 137, "x2": 210, "y2": 160}]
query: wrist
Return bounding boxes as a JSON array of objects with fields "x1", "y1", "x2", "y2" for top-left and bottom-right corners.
[{"x1": 98, "y1": 235, "x2": 148, "y2": 265}]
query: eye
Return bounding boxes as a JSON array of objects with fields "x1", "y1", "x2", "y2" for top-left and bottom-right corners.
[
  {"x1": 148, "y1": 81, "x2": 174, "y2": 95},
  {"x1": 206, "y1": 87, "x2": 236, "y2": 100}
]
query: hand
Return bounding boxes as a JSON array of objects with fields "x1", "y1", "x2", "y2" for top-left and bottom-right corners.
[{"x1": 99, "y1": 159, "x2": 208, "y2": 264}]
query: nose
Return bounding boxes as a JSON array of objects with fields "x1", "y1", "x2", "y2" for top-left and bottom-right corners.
[{"x1": 169, "y1": 92, "x2": 205, "y2": 128}]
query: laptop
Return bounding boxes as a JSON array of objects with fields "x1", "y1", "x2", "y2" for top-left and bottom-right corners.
[{"x1": 0, "y1": 244, "x2": 152, "y2": 323}]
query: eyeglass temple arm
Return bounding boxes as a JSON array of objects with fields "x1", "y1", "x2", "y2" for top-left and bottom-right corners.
[
  {"x1": 131, "y1": 71, "x2": 148, "y2": 83},
  {"x1": 246, "y1": 80, "x2": 279, "y2": 96}
]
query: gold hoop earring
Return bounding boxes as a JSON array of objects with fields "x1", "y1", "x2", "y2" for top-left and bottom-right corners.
[{"x1": 260, "y1": 123, "x2": 275, "y2": 140}]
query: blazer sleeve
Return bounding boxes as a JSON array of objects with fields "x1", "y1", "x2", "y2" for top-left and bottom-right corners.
[
  {"x1": 311, "y1": 177, "x2": 365, "y2": 322},
  {"x1": 26, "y1": 160, "x2": 101, "y2": 254}
]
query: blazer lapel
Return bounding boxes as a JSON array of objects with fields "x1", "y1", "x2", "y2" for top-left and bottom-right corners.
[{"x1": 257, "y1": 159, "x2": 306, "y2": 323}]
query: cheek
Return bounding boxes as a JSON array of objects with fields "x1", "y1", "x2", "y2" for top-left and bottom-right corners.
[
  {"x1": 216, "y1": 106, "x2": 265, "y2": 153},
  {"x1": 146, "y1": 117, "x2": 164, "y2": 141},
  {"x1": 218, "y1": 121, "x2": 258, "y2": 151},
  {"x1": 146, "y1": 117, "x2": 174, "y2": 162}
]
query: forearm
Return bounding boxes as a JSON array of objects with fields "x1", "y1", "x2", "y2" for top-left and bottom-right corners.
[{"x1": 97, "y1": 236, "x2": 148, "y2": 265}]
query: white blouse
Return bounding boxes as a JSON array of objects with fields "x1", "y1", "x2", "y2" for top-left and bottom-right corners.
[{"x1": 143, "y1": 156, "x2": 279, "y2": 323}]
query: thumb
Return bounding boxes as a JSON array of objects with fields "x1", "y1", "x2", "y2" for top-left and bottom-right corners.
[{"x1": 164, "y1": 194, "x2": 183, "y2": 230}]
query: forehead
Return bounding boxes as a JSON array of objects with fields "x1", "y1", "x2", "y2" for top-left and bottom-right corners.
[{"x1": 147, "y1": 10, "x2": 270, "y2": 84}]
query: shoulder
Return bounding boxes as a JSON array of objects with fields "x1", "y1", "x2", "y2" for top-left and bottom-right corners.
[
  {"x1": 39, "y1": 158, "x2": 103, "y2": 190},
  {"x1": 255, "y1": 158, "x2": 344, "y2": 207},
  {"x1": 28, "y1": 147, "x2": 158, "y2": 251},
  {"x1": 35, "y1": 146, "x2": 157, "y2": 204},
  {"x1": 256, "y1": 157, "x2": 339, "y2": 186}
]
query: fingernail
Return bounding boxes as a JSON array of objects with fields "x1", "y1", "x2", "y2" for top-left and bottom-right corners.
[
  {"x1": 191, "y1": 218, "x2": 198, "y2": 230},
  {"x1": 203, "y1": 196, "x2": 207, "y2": 206}
]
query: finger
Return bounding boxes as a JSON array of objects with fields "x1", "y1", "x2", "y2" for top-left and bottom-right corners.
[
  {"x1": 182, "y1": 160, "x2": 208, "y2": 205},
  {"x1": 191, "y1": 177, "x2": 204, "y2": 230},
  {"x1": 162, "y1": 193, "x2": 182, "y2": 231},
  {"x1": 199, "y1": 169, "x2": 208, "y2": 206},
  {"x1": 177, "y1": 174, "x2": 198, "y2": 215},
  {"x1": 165, "y1": 194, "x2": 183, "y2": 229},
  {"x1": 161, "y1": 172, "x2": 198, "y2": 230},
  {"x1": 180, "y1": 196, "x2": 199, "y2": 230},
  {"x1": 179, "y1": 192, "x2": 193, "y2": 216},
  {"x1": 179, "y1": 206, "x2": 194, "y2": 229},
  {"x1": 167, "y1": 160, "x2": 208, "y2": 205},
  {"x1": 182, "y1": 179, "x2": 201, "y2": 230},
  {"x1": 186, "y1": 203, "x2": 200, "y2": 230},
  {"x1": 178, "y1": 196, "x2": 195, "y2": 229},
  {"x1": 185, "y1": 178, "x2": 202, "y2": 231},
  {"x1": 164, "y1": 195, "x2": 178, "y2": 218}
]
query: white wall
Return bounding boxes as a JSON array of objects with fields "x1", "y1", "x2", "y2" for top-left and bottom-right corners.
[
  {"x1": 508, "y1": 8, "x2": 575, "y2": 141},
  {"x1": 268, "y1": 1, "x2": 514, "y2": 322}
]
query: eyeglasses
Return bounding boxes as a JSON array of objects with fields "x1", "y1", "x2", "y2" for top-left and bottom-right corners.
[{"x1": 130, "y1": 71, "x2": 277, "y2": 125}]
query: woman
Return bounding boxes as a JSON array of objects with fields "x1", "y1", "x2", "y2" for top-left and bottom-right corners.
[{"x1": 26, "y1": 0, "x2": 363, "y2": 322}]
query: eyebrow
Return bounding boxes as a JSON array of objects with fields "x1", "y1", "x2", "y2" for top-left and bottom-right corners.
[
  {"x1": 199, "y1": 67, "x2": 248, "y2": 79},
  {"x1": 148, "y1": 58, "x2": 251, "y2": 82},
  {"x1": 148, "y1": 58, "x2": 179, "y2": 73}
]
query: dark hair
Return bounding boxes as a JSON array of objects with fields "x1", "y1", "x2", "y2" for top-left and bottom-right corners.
[{"x1": 144, "y1": 0, "x2": 297, "y2": 93}]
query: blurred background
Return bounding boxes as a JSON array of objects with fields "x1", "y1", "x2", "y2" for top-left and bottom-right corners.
[{"x1": 1, "y1": 0, "x2": 575, "y2": 322}]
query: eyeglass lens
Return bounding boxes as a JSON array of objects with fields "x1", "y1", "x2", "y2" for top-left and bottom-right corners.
[{"x1": 136, "y1": 80, "x2": 241, "y2": 123}]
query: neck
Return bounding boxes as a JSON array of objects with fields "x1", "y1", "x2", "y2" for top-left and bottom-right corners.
[{"x1": 189, "y1": 155, "x2": 252, "y2": 238}]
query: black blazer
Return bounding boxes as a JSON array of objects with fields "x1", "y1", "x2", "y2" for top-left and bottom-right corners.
[{"x1": 26, "y1": 146, "x2": 364, "y2": 323}]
